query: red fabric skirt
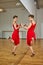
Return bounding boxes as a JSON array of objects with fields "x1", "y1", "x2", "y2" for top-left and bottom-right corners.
[
  {"x1": 27, "y1": 31, "x2": 36, "y2": 46},
  {"x1": 12, "y1": 30, "x2": 20, "y2": 45}
]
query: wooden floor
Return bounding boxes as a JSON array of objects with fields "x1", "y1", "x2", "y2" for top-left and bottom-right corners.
[{"x1": 0, "y1": 39, "x2": 43, "y2": 65}]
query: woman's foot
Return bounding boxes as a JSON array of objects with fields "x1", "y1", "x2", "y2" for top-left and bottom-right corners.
[
  {"x1": 31, "y1": 53, "x2": 35, "y2": 57},
  {"x1": 12, "y1": 52, "x2": 16, "y2": 56}
]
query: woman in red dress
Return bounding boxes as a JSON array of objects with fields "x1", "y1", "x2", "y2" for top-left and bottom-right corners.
[
  {"x1": 22, "y1": 14, "x2": 36, "y2": 57},
  {"x1": 11, "y1": 15, "x2": 21, "y2": 55}
]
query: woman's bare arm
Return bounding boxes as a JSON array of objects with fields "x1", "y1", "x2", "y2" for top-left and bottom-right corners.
[
  {"x1": 13, "y1": 22, "x2": 21, "y2": 29},
  {"x1": 21, "y1": 23, "x2": 32, "y2": 30}
]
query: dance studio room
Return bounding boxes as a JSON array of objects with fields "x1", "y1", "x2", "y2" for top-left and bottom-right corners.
[{"x1": 0, "y1": 0, "x2": 43, "y2": 65}]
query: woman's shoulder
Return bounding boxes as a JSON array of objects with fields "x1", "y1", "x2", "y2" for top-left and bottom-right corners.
[
  {"x1": 13, "y1": 22, "x2": 16, "y2": 25},
  {"x1": 32, "y1": 21, "x2": 36, "y2": 25}
]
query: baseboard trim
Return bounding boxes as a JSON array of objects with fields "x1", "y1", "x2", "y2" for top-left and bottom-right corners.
[
  {"x1": 0, "y1": 38, "x2": 6, "y2": 39},
  {"x1": 0, "y1": 38, "x2": 43, "y2": 40}
]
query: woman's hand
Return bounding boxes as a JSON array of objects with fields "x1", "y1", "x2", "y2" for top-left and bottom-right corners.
[{"x1": 21, "y1": 23, "x2": 24, "y2": 27}]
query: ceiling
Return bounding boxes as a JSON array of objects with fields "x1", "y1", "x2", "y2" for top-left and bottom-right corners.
[
  {"x1": 38, "y1": 0, "x2": 43, "y2": 8},
  {"x1": 0, "y1": 0, "x2": 43, "y2": 10},
  {"x1": 0, "y1": 0, "x2": 24, "y2": 9}
]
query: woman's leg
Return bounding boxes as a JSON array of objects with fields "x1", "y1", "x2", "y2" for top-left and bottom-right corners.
[
  {"x1": 10, "y1": 39, "x2": 17, "y2": 55},
  {"x1": 12, "y1": 45, "x2": 17, "y2": 53},
  {"x1": 29, "y1": 46, "x2": 35, "y2": 54},
  {"x1": 11, "y1": 39, "x2": 14, "y2": 43},
  {"x1": 29, "y1": 38, "x2": 35, "y2": 57}
]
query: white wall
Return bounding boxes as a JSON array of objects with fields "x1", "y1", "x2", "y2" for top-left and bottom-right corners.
[
  {"x1": 0, "y1": 8, "x2": 29, "y2": 38},
  {"x1": 0, "y1": 14, "x2": 2, "y2": 38},
  {"x1": 0, "y1": 7, "x2": 43, "y2": 39},
  {"x1": 0, "y1": 8, "x2": 40, "y2": 39},
  {"x1": 37, "y1": 8, "x2": 43, "y2": 38}
]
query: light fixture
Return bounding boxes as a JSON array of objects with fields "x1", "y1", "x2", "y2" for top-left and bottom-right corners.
[
  {"x1": 34, "y1": 1, "x2": 37, "y2": 5},
  {"x1": 16, "y1": 2, "x2": 21, "y2": 6},
  {"x1": 34, "y1": 0, "x2": 37, "y2": 5},
  {"x1": 0, "y1": 9, "x2": 3, "y2": 12}
]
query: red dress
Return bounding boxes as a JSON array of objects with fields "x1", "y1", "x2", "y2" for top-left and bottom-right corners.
[
  {"x1": 12, "y1": 24, "x2": 20, "y2": 45},
  {"x1": 27, "y1": 23, "x2": 36, "y2": 46}
]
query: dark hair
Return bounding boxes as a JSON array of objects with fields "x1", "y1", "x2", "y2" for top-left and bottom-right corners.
[
  {"x1": 13, "y1": 15, "x2": 18, "y2": 19},
  {"x1": 28, "y1": 14, "x2": 34, "y2": 18}
]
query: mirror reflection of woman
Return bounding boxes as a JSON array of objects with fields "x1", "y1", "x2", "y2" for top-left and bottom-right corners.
[{"x1": 21, "y1": 15, "x2": 36, "y2": 57}]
